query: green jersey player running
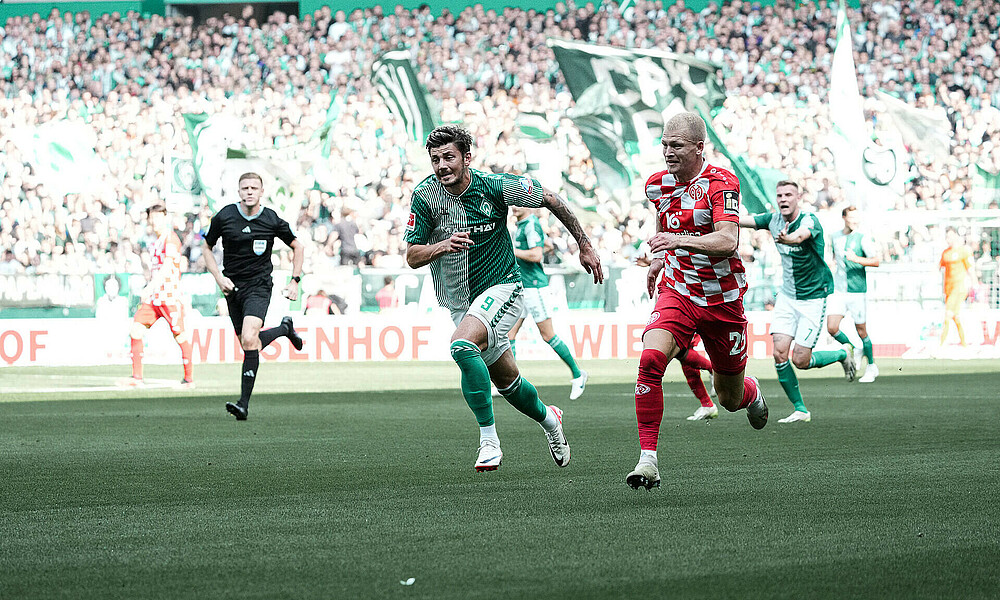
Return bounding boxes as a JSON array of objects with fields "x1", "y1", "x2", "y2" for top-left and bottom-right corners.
[
  {"x1": 405, "y1": 125, "x2": 604, "y2": 472},
  {"x1": 507, "y1": 206, "x2": 588, "y2": 400},
  {"x1": 739, "y1": 181, "x2": 856, "y2": 423},
  {"x1": 827, "y1": 205, "x2": 881, "y2": 383}
]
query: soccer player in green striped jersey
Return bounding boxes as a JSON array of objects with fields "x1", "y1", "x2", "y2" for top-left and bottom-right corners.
[
  {"x1": 405, "y1": 125, "x2": 604, "y2": 472},
  {"x1": 739, "y1": 181, "x2": 856, "y2": 423},
  {"x1": 507, "y1": 206, "x2": 588, "y2": 400},
  {"x1": 827, "y1": 206, "x2": 881, "y2": 383}
]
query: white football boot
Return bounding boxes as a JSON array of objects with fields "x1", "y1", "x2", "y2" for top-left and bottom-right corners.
[
  {"x1": 626, "y1": 454, "x2": 661, "y2": 490},
  {"x1": 569, "y1": 371, "x2": 588, "y2": 400},
  {"x1": 745, "y1": 376, "x2": 768, "y2": 430},
  {"x1": 687, "y1": 405, "x2": 719, "y2": 421},
  {"x1": 777, "y1": 410, "x2": 812, "y2": 423},
  {"x1": 475, "y1": 438, "x2": 503, "y2": 472},
  {"x1": 543, "y1": 406, "x2": 570, "y2": 467},
  {"x1": 841, "y1": 345, "x2": 857, "y2": 381},
  {"x1": 859, "y1": 363, "x2": 879, "y2": 383}
]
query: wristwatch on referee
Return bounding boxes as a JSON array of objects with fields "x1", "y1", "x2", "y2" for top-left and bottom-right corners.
[{"x1": 291, "y1": 275, "x2": 301, "y2": 283}]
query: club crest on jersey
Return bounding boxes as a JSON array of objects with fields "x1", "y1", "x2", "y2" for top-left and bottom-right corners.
[
  {"x1": 406, "y1": 212, "x2": 416, "y2": 231},
  {"x1": 252, "y1": 240, "x2": 267, "y2": 255},
  {"x1": 688, "y1": 183, "x2": 707, "y2": 203},
  {"x1": 647, "y1": 311, "x2": 660, "y2": 325},
  {"x1": 723, "y1": 190, "x2": 739, "y2": 213},
  {"x1": 480, "y1": 199, "x2": 492, "y2": 216},
  {"x1": 519, "y1": 176, "x2": 533, "y2": 195}
]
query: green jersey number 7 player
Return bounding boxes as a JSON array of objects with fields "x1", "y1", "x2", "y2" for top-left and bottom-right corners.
[{"x1": 405, "y1": 125, "x2": 604, "y2": 473}]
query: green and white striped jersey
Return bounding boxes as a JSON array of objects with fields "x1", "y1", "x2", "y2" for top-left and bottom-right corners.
[
  {"x1": 830, "y1": 229, "x2": 877, "y2": 293},
  {"x1": 753, "y1": 211, "x2": 833, "y2": 301},
  {"x1": 514, "y1": 214, "x2": 548, "y2": 289},
  {"x1": 405, "y1": 169, "x2": 544, "y2": 311}
]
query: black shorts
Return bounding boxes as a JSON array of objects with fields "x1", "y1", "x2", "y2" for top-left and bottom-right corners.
[{"x1": 225, "y1": 283, "x2": 272, "y2": 335}]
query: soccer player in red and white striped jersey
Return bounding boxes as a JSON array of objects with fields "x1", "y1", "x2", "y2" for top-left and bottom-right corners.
[
  {"x1": 125, "y1": 204, "x2": 194, "y2": 387},
  {"x1": 626, "y1": 112, "x2": 769, "y2": 491}
]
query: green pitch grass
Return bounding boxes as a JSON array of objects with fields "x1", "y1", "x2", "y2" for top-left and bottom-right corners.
[{"x1": 2, "y1": 359, "x2": 999, "y2": 599}]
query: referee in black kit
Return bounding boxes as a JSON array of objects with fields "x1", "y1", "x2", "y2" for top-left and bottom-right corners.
[{"x1": 202, "y1": 172, "x2": 305, "y2": 420}]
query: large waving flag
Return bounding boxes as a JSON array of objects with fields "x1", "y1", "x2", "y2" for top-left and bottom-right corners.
[
  {"x1": 547, "y1": 38, "x2": 727, "y2": 204},
  {"x1": 372, "y1": 50, "x2": 440, "y2": 142},
  {"x1": 875, "y1": 90, "x2": 952, "y2": 160},
  {"x1": 829, "y1": 0, "x2": 906, "y2": 210}
]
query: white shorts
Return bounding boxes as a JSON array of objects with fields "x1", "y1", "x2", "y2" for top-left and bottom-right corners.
[
  {"x1": 827, "y1": 292, "x2": 867, "y2": 324},
  {"x1": 770, "y1": 293, "x2": 827, "y2": 349},
  {"x1": 450, "y1": 282, "x2": 524, "y2": 366},
  {"x1": 520, "y1": 286, "x2": 552, "y2": 323}
]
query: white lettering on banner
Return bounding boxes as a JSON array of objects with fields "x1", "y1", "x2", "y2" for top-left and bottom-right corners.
[{"x1": 3, "y1": 310, "x2": 1000, "y2": 367}]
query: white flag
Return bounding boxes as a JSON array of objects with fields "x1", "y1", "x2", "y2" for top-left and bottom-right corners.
[
  {"x1": 828, "y1": 0, "x2": 903, "y2": 210},
  {"x1": 875, "y1": 91, "x2": 952, "y2": 160}
]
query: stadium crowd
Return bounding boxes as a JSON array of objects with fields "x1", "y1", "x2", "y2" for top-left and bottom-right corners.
[{"x1": 1, "y1": 0, "x2": 998, "y2": 304}]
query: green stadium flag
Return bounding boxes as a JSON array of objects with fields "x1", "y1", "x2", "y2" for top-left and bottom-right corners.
[
  {"x1": 11, "y1": 121, "x2": 107, "y2": 197},
  {"x1": 372, "y1": 50, "x2": 440, "y2": 142},
  {"x1": 183, "y1": 112, "x2": 247, "y2": 209},
  {"x1": 547, "y1": 38, "x2": 726, "y2": 203},
  {"x1": 702, "y1": 115, "x2": 779, "y2": 213}
]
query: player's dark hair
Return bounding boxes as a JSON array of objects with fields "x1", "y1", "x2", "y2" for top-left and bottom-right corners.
[
  {"x1": 425, "y1": 125, "x2": 474, "y2": 156},
  {"x1": 146, "y1": 203, "x2": 167, "y2": 216},
  {"x1": 239, "y1": 172, "x2": 264, "y2": 185},
  {"x1": 842, "y1": 205, "x2": 858, "y2": 217},
  {"x1": 776, "y1": 180, "x2": 799, "y2": 191}
]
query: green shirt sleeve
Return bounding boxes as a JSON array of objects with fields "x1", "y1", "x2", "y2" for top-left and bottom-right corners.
[
  {"x1": 404, "y1": 193, "x2": 433, "y2": 245},
  {"x1": 752, "y1": 213, "x2": 773, "y2": 229},
  {"x1": 805, "y1": 214, "x2": 823, "y2": 238},
  {"x1": 501, "y1": 173, "x2": 544, "y2": 208}
]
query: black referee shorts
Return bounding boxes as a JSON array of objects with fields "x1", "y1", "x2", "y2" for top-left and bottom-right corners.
[{"x1": 225, "y1": 283, "x2": 272, "y2": 335}]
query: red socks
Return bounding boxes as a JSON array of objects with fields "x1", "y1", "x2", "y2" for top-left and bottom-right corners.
[
  {"x1": 737, "y1": 376, "x2": 759, "y2": 410},
  {"x1": 635, "y1": 348, "x2": 669, "y2": 451},
  {"x1": 130, "y1": 338, "x2": 143, "y2": 379},
  {"x1": 680, "y1": 349, "x2": 712, "y2": 372},
  {"x1": 180, "y1": 341, "x2": 193, "y2": 381},
  {"x1": 681, "y1": 363, "x2": 713, "y2": 407}
]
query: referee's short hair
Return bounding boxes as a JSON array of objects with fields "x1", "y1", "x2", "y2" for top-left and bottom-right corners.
[{"x1": 239, "y1": 172, "x2": 263, "y2": 185}]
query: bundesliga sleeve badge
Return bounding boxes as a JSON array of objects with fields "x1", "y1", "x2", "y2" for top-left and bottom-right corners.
[
  {"x1": 723, "y1": 190, "x2": 740, "y2": 213},
  {"x1": 406, "y1": 212, "x2": 416, "y2": 232}
]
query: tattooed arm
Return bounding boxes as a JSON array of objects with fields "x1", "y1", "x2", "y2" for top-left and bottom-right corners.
[{"x1": 541, "y1": 186, "x2": 604, "y2": 284}]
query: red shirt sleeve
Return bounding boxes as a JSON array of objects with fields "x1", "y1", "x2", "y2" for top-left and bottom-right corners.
[{"x1": 709, "y1": 171, "x2": 741, "y2": 225}]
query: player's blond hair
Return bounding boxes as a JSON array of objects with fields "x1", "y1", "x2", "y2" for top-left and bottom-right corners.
[{"x1": 663, "y1": 112, "x2": 707, "y2": 143}]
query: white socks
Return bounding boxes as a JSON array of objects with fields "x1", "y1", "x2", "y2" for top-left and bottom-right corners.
[{"x1": 480, "y1": 424, "x2": 499, "y2": 443}]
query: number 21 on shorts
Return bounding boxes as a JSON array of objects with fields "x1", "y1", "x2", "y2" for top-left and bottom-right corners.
[{"x1": 729, "y1": 331, "x2": 747, "y2": 356}]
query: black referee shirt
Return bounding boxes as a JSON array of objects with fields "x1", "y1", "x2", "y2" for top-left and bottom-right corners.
[{"x1": 204, "y1": 203, "x2": 296, "y2": 286}]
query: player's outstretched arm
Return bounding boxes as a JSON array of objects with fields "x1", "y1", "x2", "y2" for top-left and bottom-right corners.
[
  {"x1": 738, "y1": 215, "x2": 759, "y2": 228},
  {"x1": 540, "y1": 186, "x2": 603, "y2": 284},
  {"x1": 776, "y1": 227, "x2": 811, "y2": 246},
  {"x1": 405, "y1": 232, "x2": 473, "y2": 269},
  {"x1": 201, "y1": 239, "x2": 236, "y2": 294}
]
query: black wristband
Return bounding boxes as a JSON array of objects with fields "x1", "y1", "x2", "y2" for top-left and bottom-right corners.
[{"x1": 291, "y1": 275, "x2": 301, "y2": 283}]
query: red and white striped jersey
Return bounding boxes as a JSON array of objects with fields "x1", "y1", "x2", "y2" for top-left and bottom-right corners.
[
  {"x1": 150, "y1": 232, "x2": 183, "y2": 306},
  {"x1": 645, "y1": 162, "x2": 747, "y2": 307}
]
